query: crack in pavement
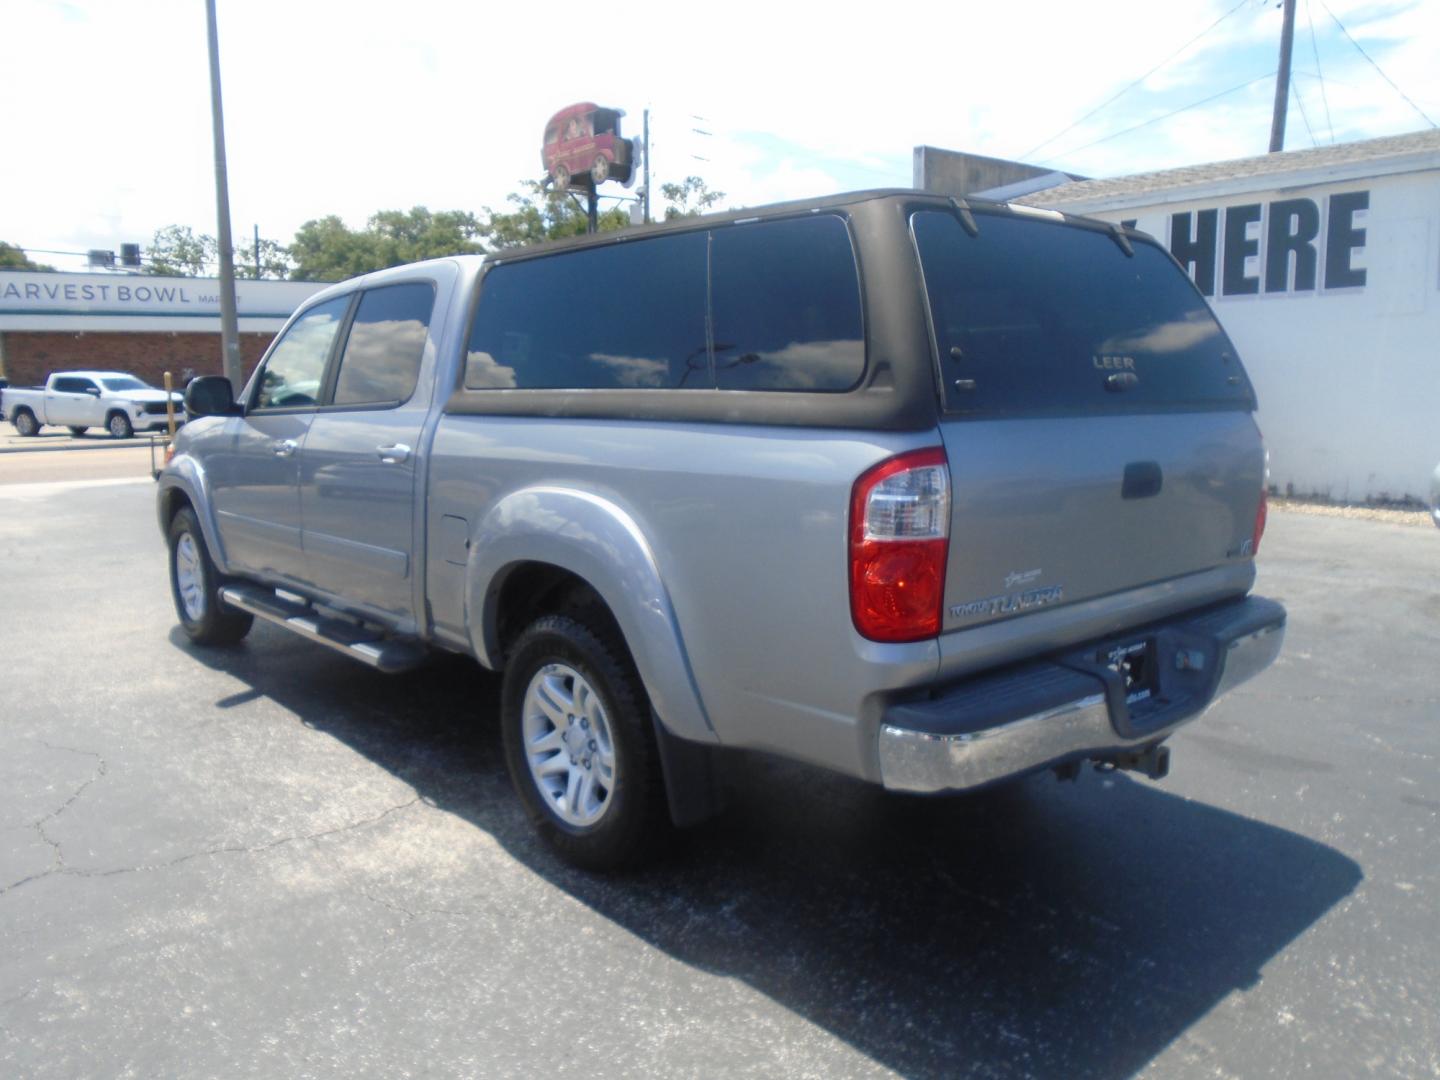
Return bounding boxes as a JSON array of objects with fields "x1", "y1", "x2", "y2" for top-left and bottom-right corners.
[
  {"x1": 0, "y1": 794, "x2": 423, "y2": 899},
  {"x1": 4, "y1": 740, "x2": 110, "y2": 894},
  {"x1": 0, "y1": 988, "x2": 35, "y2": 1012},
  {"x1": 357, "y1": 886, "x2": 476, "y2": 925}
]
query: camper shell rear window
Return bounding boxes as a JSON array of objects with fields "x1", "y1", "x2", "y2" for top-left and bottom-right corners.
[{"x1": 911, "y1": 209, "x2": 1255, "y2": 416}]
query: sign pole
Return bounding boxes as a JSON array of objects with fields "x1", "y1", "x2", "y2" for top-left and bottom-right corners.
[{"x1": 587, "y1": 186, "x2": 598, "y2": 234}]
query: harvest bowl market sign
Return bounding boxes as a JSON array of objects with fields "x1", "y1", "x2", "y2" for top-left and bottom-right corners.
[{"x1": 0, "y1": 271, "x2": 326, "y2": 333}]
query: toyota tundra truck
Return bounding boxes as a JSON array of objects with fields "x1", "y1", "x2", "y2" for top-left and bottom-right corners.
[{"x1": 156, "y1": 190, "x2": 1285, "y2": 869}]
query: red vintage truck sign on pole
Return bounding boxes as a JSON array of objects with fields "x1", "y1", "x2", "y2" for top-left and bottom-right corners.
[{"x1": 542, "y1": 103, "x2": 635, "y2": 192}]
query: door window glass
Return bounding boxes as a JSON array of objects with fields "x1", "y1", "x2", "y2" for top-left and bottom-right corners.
[
  {"x1": 253, "y1": 297, "x2": 349, "y2": 410},
  {"x1": 332, "y1": 282, "x2": 436, "y2": 406},
  {"x1": 710, "y1": 215, "x2": 864, "y2": 391}
]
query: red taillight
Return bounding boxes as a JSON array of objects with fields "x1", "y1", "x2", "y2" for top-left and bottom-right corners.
[
  {"x1": 1252, "y1": 487, "x2": 1268, "y2": 555},
  {"x1": 849, "y1": 447, "x2": 950, "y2": 643}
]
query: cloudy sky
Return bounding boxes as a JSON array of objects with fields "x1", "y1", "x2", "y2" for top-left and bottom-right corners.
[{"x1": 3, "y1": 0, "x2": 1436, "y2": 272}]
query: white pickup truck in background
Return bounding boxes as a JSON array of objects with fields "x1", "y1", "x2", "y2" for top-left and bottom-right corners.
[{"x1": 3, "y1": 370, "x2": 185, "y2": 438}]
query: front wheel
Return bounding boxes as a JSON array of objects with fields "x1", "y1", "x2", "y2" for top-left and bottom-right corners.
[
  {"x1": 501, "y1": 613, "x2": 669, "y2": 871},
  {"x1": 168, "y1": 506, "x2": 253, "y2": 645},
  {"x1": 107, "y1": 412, "x2": 133, "y2": 439}
]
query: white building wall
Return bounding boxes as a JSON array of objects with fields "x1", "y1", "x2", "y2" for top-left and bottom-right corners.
[{"x1": 1053, "y1": 168, "x2": 1440, "y2": 503}]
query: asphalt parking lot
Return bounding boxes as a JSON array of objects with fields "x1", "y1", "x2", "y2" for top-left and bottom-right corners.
[{"x1": 1, "y1": 456, "x2": 1436, "y2": 1078}]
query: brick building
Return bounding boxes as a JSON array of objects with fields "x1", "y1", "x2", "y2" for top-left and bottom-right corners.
[{"x1": 0, "y1": 272, "x2": 326, "y2": 389}]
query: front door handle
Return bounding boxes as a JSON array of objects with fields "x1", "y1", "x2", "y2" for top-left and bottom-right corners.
[
  {"x1": 377, "y1": 443, "x2": 411, "y2": 464},
  {"x1": 272, "y1": 439, "x2": 298, "y2": 458}
]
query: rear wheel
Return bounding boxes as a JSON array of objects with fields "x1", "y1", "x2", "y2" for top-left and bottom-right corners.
[
  {"x1": 68, "y1": 426, "x2": 88, "y2": 437},
  {"x1": 501, "y1": 612, "x2": 669, "y2": 870},
  {"x1": 553, "y1": 163, "x2": 571, "y2": 192},
  {"x1": 168, "y1": 506, "x2": 253, "y2": 645},
  {"x1": 107, "y1": 412, "x2": 133, "y2": 439},
  {"x1": 13, "y1": 409, "x2": 39, "y2": 437}
]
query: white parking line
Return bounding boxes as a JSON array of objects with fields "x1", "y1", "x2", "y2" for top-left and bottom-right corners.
[{"x1": 0, "y1": 476, "x2": 152, "y2": 499}]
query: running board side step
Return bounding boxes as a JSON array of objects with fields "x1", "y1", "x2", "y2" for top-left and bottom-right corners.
[{"x1": 219, "y1": 584, "x2": 427, "y2": 674}]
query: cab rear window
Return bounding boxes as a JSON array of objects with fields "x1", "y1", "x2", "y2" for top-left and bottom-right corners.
[
  {"x1": 911, "y1": 209, "x2": 1255, "y2": 416},
  {"x1": 464, "y1": 214, "x2": 863, "y2": 393}
]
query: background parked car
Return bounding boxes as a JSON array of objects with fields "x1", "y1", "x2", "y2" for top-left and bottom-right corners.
[{"x1": 3, "y1": 370, "x2": 184, "y2": 438}]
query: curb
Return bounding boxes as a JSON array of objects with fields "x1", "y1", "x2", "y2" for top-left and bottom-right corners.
[{"x1": 0, "y1": 436, "x2": 162, "y2": 456}]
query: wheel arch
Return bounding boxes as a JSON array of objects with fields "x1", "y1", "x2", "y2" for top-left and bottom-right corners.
[
  {"x1": 466, "y1": 486, "x2": 715, "y2": 744},
  {"x1": 155, "y1": 457, "x2": 232, "y2": 575}
]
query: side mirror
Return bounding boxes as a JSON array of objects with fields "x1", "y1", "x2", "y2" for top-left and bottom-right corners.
[
  {"x1": 184, "y1": 375, "x2": 238, "y2": 418},
  {"x1": 85, "y1": 386, "x2": 101, "y2": 396}
]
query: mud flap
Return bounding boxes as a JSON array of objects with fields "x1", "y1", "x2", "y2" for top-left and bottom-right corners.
[{"x1": 651, "y1": 709, "x2": 726, "y2": 828}]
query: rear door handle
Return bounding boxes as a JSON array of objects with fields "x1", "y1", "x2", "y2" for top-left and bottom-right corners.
[
  {"x1": 272, "y1": 439, "x2": 299, "y2": 458},
  {"x1": 377, "y1": 443, "x2": 411, "y2": 464}
]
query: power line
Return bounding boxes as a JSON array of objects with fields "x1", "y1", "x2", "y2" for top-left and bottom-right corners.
[
  {"x1": 1041, "y1": 70, "x2": 1277, "y2": 162},
  {"x1": 1317, "y1": 0, "x2": 1436, "y2": 128},
  {"x1": 1304, "y1": 0, "x2": 1335, "y2": 143},
  {"x1": 1291, "y1": 78, "x2": 1319, "y2": 147},
  {"x1": 1018, "y1": 0, "x2": 1254, "y2": 160}
]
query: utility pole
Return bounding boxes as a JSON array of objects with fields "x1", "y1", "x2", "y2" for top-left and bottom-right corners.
[
  {"x1": 1269, "y1": 0, "x2": 1297, "y2": 153},
  {"x1": 205, "y1": 0, "x2": 243, "y2": 392},
  {"x1": 642, "y1": 108, "x2": 651, "y2": 224},
  {"x1": 253, "y1": 224, "x2": 261, "y2": 278}
]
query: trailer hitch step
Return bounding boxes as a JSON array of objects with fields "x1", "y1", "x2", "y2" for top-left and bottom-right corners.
[{"x1": 1096, "y1": 743, "x2": 1171, "y2": 781}]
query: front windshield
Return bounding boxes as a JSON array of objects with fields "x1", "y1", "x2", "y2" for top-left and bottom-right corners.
[{"x1": 101, "y1": 376, "x2": 150, "y2": 392}]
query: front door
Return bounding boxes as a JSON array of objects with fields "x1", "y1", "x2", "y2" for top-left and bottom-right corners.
[
  {"x1": 46, "y1": 375, "x2": 98, "y2": 426},
  {"x1": 207, "y1": 296, "x2": 351, "y2": 582},
  {"x1": 299, "y1": 280, "x2": 439, "y2": 623}
]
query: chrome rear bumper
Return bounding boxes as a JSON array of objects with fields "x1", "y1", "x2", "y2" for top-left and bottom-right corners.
[{"x1": 878, "y1": 596, "x2": 1285, "y2": 794}]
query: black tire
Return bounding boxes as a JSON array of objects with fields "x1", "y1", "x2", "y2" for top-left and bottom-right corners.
[
  {"x1": 501, "y1": 612, "x2": 670, "y2": 871},
  {"x1": 167, "y1": 506, "x2": 253, "y2": 645},
  {"x1": 107, "y1": 412, "x2": 133, "y2": 439},
  {"x1": 13, "y1": 409, "x2": 39, "y2": 437},
  {"x1": 68, "y1": 426, "x2": 88, "y2": 437}
]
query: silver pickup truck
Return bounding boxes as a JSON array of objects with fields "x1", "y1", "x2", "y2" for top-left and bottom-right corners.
[{"x1": 157, "y1": 191, "x2": 1285, "y2": 869}]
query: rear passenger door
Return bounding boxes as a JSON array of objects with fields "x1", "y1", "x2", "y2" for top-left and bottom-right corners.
[{"x1": 298, "y1": 279, "x2": 440, "y2": 624}]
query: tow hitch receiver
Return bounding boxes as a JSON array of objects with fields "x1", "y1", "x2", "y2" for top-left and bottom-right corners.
[{"x1": 1096, "y1": 743, "x2": 1171, "y2": 781}]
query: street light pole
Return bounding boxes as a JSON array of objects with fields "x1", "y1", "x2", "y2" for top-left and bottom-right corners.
[{"x1": 205, "y1": 0, "x2": 243, "y2": 392}]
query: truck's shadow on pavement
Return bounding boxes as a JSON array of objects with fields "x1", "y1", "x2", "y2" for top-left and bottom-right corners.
[{"x1": 177, "y1": 625, "x2": 1361, "y2": 1079}]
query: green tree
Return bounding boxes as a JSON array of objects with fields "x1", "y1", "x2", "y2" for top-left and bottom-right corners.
[
  {"x1": 234, "y1": 237, "x2": 294, "y2": 280},
  {"x1": 146, "y1": 225, "x2": 292, "y2": 279},
  {"x1": 290, "y1": 207, "x2": 485, "y2": 281},
  {"x1": 661, "y1": 176, "x2": 725, "y2": 219},
  {"x1": 145, "y1": 225, "x2": 216, "y2": 276},
  {"x1": 0, "y1": 241, "x2": 54, "y2": 271},
  {"x1": 479, "y1": 181, "x2": 629, "y2": 250}
]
